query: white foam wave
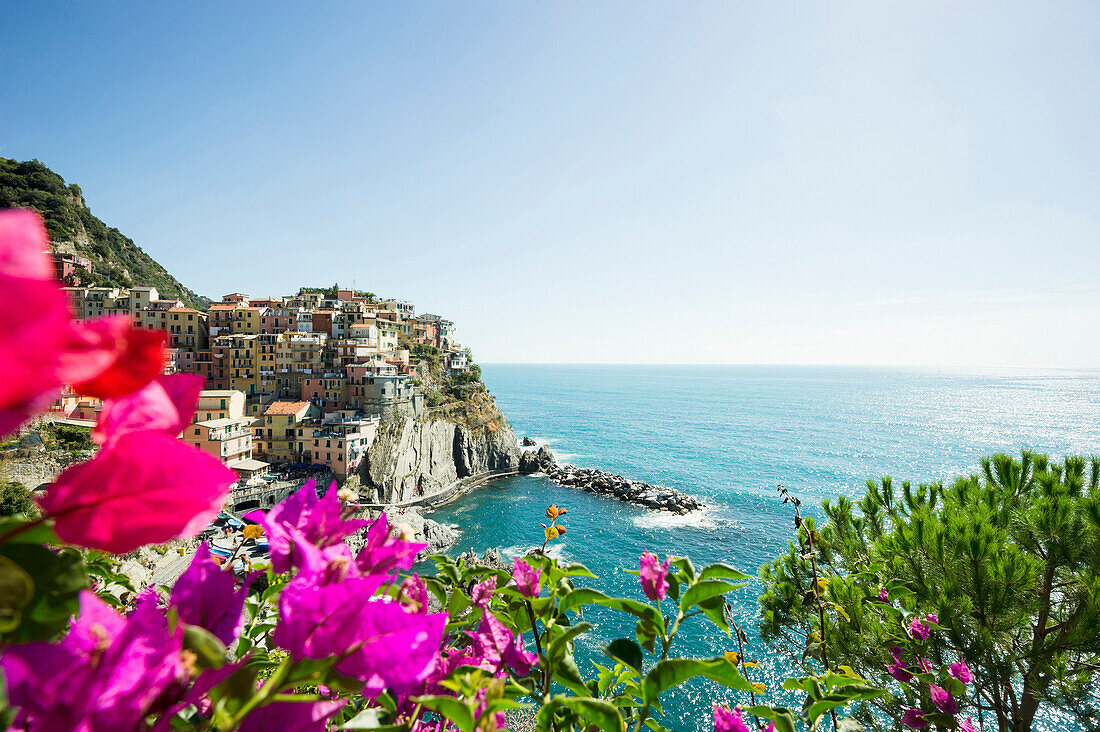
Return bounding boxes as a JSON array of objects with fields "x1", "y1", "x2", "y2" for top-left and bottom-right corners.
[
  {"x1": 500, "y1": 543, "x2": 569, "y2": 561},
  {"x1": 631, "y1": 505, "x2": 717, "y2": 530}
]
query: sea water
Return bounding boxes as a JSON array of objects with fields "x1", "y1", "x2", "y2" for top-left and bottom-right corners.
[{"x1": 427, "y1": 365, "x2": 1100, "y2": 730}]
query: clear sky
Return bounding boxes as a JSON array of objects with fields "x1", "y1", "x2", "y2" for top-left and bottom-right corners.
[{"x1": 2, "y1": 2, "x2": 1097, "y2": 366}]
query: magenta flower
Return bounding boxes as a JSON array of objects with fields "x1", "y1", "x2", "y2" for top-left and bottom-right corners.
[
  {"x1": 888, "y1": 646, "x2": 904, "y2": 664},
  {"x1": 900, "y1": 709, "x2": 929, "y2": 729},
  {"x1": 909, "y1": 615, "x2": 930, "y2": 640},
  {"x1": 238, "y1": 699, "x2": 346, "y2": 732},
  {"x1": 0, "y1": 211, "x2": 159, "y2": 435},
  {"x1": 400, "y1": 573, "x2": 429, "y2": 613},
  {"x1": 354, "y1": 512, "x2": 426, "y2": 577},
  {"x1": 924, "y1": 612, "x2": 938, "y2": 625},
  {"x1": 713, "y1": 704, "x2": 773, "y2": 732},
  {"x1": 878, "y1": 587, "x2": 889, "y2": 601},
  {"x1": 917, "y1": 657, "x2": 932, "y2": 673},
  {"x1": 94, "y1": 373, "x2": 204, "y2": 447},
  {"x1": 887, "y1": 662, "x2": 914, "y2": 683},
  {"x1": 245, "y1": 480, "x2": 368, "y2": 573},
  {"x1": 929, "y1": 683, "x2": 958, "y2": 714},
  {"x1": 950, "y1": 659, "x2": 973, "y2": 684},
  {"x1": 40, "y1": 431, "x2": 236, "y2": 553},
  {"x1": 67, "y1": 316, "x2": 167, "y2": 399},
  {"x1": 466, "y1": 612, "x2": 537, "y2": 677},
  {"x1": 471, "y1": 575, "x2": 497, "y2": 607},
  {"x1": 274, "y1": 574, "x2": 445, "y2": 695},
  {"x1": 512, "y1": 557, "x2": 541, "y2": 598},
  {"x1": 639, "y1": 550, "x2": 671, "y2": 601},
  {"x1": 171, "y1": 543, "x2": 253, "y2": 645},
  {"x1": 1, "y1": 591, "x2": 185, "y2": 732},
  {"x1": 959, "y1": 718, "x2": 978, "y2": 732}
]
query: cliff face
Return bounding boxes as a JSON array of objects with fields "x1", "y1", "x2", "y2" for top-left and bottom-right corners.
[{"x1": 362, "y1": 390, "x2": 520, "y2": 503}]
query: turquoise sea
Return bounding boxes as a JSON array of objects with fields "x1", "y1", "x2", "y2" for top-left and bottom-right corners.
[{"x1": 427, "y1": 365, "x2": 1100, "y2": 731}]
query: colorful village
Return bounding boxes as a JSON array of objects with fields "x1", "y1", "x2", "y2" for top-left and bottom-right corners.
[{"x1": 50, "y1": 272, "x2": 471, "y2": 511}]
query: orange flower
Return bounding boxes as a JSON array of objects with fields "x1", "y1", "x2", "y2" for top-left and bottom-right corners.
[
  {"x1": 546, "y1": 505, "x2": 559, "y2": 519},
  {"x1": 243, "y1": 524, "x2": 264, "y2": 540}
]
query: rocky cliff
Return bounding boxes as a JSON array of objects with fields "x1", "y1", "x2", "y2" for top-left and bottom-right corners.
[{"x1": 361, "y1": 390, "x2": 520, "y2": 504}]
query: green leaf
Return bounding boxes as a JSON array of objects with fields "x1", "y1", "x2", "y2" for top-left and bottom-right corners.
[
  {"x1": 0, "y1": 518, "x2": 62, "y2": 545},
  {"x1": 560, "y1": 697, "x2": 626, "y2": 732},
  {"x1": 416, "y1": 696, "x2": 473, "y2": 732},
  {"x1": 604, "y1": 638, "x2": 644, "y2": 673},
  {"x1": 642, "y1": 657, "x2": 754, "y2": 701},
  {"x1": 560, "y1": 562, "x2": 598, "y2": 578},
  {"x1": 182, "y1": 624, "x2": 227, "y2": 670},
  {"x1": 559, "y1": 588, "x2": 662, "y2": 626},
  {"x1": 553, "y1": 653, "x2": 590, "y2": 696},
  {"x1": 679, "y1": 580, "x2": 746, "y2": 613},
  {"x1": 748, "y1": 706, "x2": 798, "y2": 732},
  {"x1": 0, "y1": 544, "x2": 84, "y2": 642},
  {"x1": 636, "y1": 619, "x2": 659, "y2": 654},
  {"x1": 0, "y1": 553, "x2": 33, "y2": 633},
  {"x1": 697, "y1": 563, "x2": 752, "y2": 582},
  {"x1": 548, "y1": 621, "x2": 593, "y2": 659}
]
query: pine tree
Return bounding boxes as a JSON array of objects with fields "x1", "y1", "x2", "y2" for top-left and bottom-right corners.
[{"x1": 759, "y1": 452, "x2": 1100, "y2": 731}]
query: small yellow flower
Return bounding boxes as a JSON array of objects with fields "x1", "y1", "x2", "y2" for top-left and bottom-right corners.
[
  {"x1": 724, "y1": 651, "x2": 741, "y2": 665},
  {"x1": 243, "y1": 525, "x2": 264, "y2": 540},
  {"x1": 751, "y1": 682, "x2": 765, "y2": 694},
  {"x1": 177, "y1": 547, "x2": 186, "y2": 556},
  {"x1": 744, "y1": 659, "x2": 760, "y2": 669}
]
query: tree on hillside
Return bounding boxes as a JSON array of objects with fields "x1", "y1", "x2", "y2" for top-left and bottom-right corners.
[{"x1": 758, "y1": 452, "x2": 1100, "y2": 732}]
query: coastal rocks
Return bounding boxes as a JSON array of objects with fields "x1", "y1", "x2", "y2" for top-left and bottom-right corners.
[
  {"x1": 362, "y1": 415, "x2": 520, "y2": 504},
  {"x1": 519, "y1": 444, "x2": 557, "y2": 475},
  {"x1": 349, "y1": 506, "x2": 457, "y2": 556},
  {"x1": 521, "y1": 436, "x2": 537, "y2": 447},
  {"x1": 455, "y1": 547, "x2": 508, "y2": 571},
  {"x1": 536, "y1": 446, "x2": 702, "y2": 514}
]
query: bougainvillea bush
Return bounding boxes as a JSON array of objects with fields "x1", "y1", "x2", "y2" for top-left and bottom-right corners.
[{"x1": 0, "y1": 209, "x2": 989, "y2": 731}]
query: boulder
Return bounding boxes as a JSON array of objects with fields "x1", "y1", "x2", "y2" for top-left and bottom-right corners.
[
  {"x1": 518, "y1": 450, "x2": 542, "y2": 474},
  {"x1": 521, "y1": 436, "x2": 537, "y2": 447}
]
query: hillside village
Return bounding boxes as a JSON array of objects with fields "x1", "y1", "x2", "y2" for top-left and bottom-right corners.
[{"x1": 50, "y1": 279, "x2": 479, "y2": 508}]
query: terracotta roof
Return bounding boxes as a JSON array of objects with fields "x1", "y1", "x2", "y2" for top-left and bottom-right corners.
[
  {"x1": 265, "y1": 401, "x2": 310, "y2": 416},
  {"x1": 168, "y1": 307, "x2": 202, "y2": 313},
  {"x1": 209, "y1": 303, "x2": 239, "y2": 310}
]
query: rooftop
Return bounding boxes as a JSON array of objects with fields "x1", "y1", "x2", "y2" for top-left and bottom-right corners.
[{"x1": 265, "y1": 401, "x2": 311, "y2": 416}]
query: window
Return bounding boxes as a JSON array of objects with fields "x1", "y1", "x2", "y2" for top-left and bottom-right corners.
[
  {"x1": 220, "y1": 399, "x2": 226, "y2": 409},
  {"x1": 194, "y1": 428, "x2": 200, "y2": 436}
]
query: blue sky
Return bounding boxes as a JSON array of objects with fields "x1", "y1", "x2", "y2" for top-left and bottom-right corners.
[{"x1": 2, "y1": 2, "x2": 1097, "y2": 366}]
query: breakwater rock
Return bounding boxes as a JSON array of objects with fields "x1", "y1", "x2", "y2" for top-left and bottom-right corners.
[{"x1": 522, "y1": 444, "x2": 702, "y2": 514}]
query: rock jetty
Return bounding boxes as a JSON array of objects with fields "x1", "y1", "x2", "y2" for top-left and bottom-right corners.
[{"x1": 519, "y1": 444, "x2": 702, "y2": 514}]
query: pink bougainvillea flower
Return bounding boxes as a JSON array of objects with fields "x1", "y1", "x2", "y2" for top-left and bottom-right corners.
[
  {"x1": 950, "y1": 659, "x2": 973, "y2": 684},
  {"x1": 65, "y1": 316, "x2": 167, "y2": 399},
  {"x1": 887, "y1": 662, "x2": 914, "y2": 683},
  {"x1": 0, "y1": 211, "x2": 81, "y2": 436},
  {"x1": 640, "y1": 550, "x2": 671, "y2": 601},
  {"x1": 713, "y1": 704, "x2": 773, "y2": 732},
  {"x1": 909, "y1": 615, "x2": 930, "y2": 640},
  {"x1": 40, "y1": 431, "x2": 236, "y2": 553},
  {"x1": 959, "y1": 718, "x2": 978, "y2": 732},
  {"x1": 245, "y1": 480, "x2": 368, "y2": 574},
  {"x1": 94, "y1": 373, "x2": 203, "y2": 447},
  {"x1": 274, "y1": 573, "x2": 445, "y2": 695},
  {"x1": 925, "y1": 612, "x2": 938, "y2": 624},
  {"x1": 471, "y1": 575, "x2": 497, "y2": 608},
  {"x1": 878, "y1": 587, "x2": 889, "y2": 601},
  {"x1": 171, "y1": 543, "x2": 253, "y2": 645},
  {"x1": 900, "y1": 709, "x2": 929, "y2": 729},
  {"x1": 917, "y1": 657, "x2": 933, "y2": 673},
  {"x1": 465, "y1": 612, "x2": 537, "y2": 677},
  {"x1": 0, "y1": 591, "x2": 186, "y2": 732},
  {"x1": 354, "y1": 511, "x2": 426, "y2": 577},
  {"x1": 929, "y1": 683, "x2": 958, "y2": 714},
  {"x1": 400, "y1": 573, "x2": 429, "y2": 613},
  {"x1": 888, "y1": 646, "x2": 904, "y2": 664},
  {"x1": 238, "y1": 699, "x2": 346, "y2": 732},
  {"x1": 512, "y1": 557, "x2": 541, "y2": 599}
]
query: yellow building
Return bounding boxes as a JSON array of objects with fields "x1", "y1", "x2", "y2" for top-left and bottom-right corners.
[{"x1": 259, "y1": 400, "x2": 321, "y2": 463}]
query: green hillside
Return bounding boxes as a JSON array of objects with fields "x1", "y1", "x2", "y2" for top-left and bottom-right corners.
[{"x1": 0, "y1": 157, "x2": 210, "y2": 309}]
